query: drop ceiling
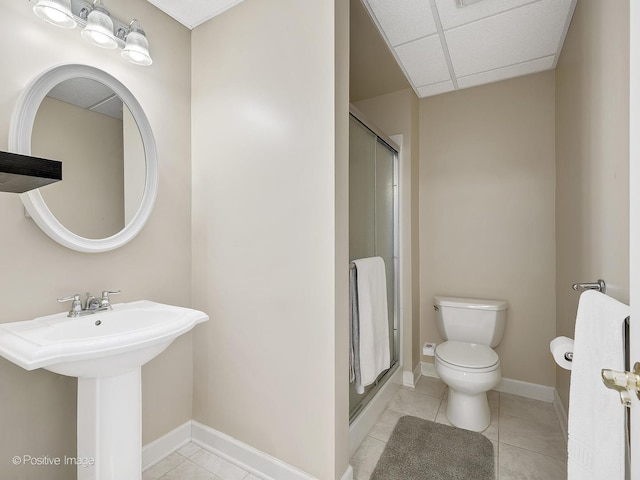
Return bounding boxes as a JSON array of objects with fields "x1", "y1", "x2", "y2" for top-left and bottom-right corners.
[
  {"x1": 363, "y1": 0, "x2": 577, "y2": 98},
  {"x1": 147, "y1": 0, "x2": 577, "y2": 99},
  {"x1": 146, "y1": 0, "x2": 244, "y2": 29}
]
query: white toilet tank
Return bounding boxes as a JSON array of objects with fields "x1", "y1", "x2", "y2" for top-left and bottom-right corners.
[{"x1": 434, "y1": 296, "x2": 508, "y2": 347}]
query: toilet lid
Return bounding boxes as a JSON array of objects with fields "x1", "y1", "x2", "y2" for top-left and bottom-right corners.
[{"x1": 435, "y1": 341, "x2": 499, "y2": 369}]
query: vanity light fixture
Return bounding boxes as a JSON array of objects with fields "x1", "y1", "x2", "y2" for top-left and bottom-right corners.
[
  {"x1": 80, "y1": 1, "x2": 117, "y2": 49},
  {"x1": 32, "y1": 0, "x2": 76, "y2": 29},
  {"x1": 120, "y1": 20, "x2": 152, "y2": 66},
  {"x1": 29, "y1": 0, "x2": 153, "y2": 66}
]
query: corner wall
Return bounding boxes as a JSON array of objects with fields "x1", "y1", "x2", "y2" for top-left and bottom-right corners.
[
  {"x1": 419, "y1": 72, "x2": 557, "y2": 387},
  {"x1": 555, "y1": 0, "x2": 630, "y2": 408},
  {"x1": 191, "y1": 0, "x2": 349, "y2": 477},
  {"x1": 0, "y1": 1, "x2": 192, "y2": 479}
]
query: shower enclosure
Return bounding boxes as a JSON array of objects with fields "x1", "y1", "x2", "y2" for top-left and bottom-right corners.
[{"x1": 349, "y1": 110, "x2": 399, "y2": 421}]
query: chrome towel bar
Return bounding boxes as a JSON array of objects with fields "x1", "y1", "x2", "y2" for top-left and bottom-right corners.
[{"x1": 572, "y1": 279, "x2": 606, "y2": 294}]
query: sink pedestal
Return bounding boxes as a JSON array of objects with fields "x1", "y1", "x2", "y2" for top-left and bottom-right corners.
[{"x1": 77, "y1": 368, "x2": 142, "y2": 480}]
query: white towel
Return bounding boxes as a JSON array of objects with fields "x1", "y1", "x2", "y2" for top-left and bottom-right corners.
[
  {"x1": 351, "y1": 257, "x2": 390, "y2": 394},
  {"x1": 567, "y1": 290, "x2": 629, "y2": 480}
]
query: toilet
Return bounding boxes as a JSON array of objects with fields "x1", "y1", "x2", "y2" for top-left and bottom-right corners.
[{"x1": 433, "y1": 296, "x2": 508, "y2": 432}]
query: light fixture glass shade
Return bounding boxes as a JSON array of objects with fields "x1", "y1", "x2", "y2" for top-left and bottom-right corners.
[
  {"x1": 122, "y1": 29, "x2": 152, "y2": 66},
  {"x1": 81, "y1": 7, "x2": 117, "y2": 49},
  {"x1": 33, "y1": 0, "x2": 77, "y2": 29}
]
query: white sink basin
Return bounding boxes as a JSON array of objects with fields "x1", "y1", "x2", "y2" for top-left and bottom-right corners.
[
  {"x1": 0, "y1": 300, "x2": 208, "y2": 377},
  {"x1": 0, "y1": 299, "x2": 208, "y2": 480}
]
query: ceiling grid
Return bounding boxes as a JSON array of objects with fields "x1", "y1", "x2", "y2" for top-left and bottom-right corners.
[{"x1": 363, "y1": 0, "x2": 577, "y2": 98}]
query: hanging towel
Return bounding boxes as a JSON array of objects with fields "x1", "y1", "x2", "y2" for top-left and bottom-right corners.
[
  {"x1": 567, "y1": 289, "x2": 629, "y2": 480},
  {"x1": 350, "y1": 257, "x2": 390, "y2": 394}
]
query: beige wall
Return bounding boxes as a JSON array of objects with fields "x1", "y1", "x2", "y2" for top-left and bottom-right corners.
[
  {"x1": 0, "y1": 2, "x2": 192, "y2": 478},
  {"x1": 352, "y1": 89, "x2": 421, "y2": 374},
  {"x1": 419, "y1": 72, "x2": 557, "y2": 387},
  {"x1": 555, "y1": 0, "x2": 630, "y2": 408},
  {"x1": 191, "y1": 0, "x2": 349, "y2": 478}
]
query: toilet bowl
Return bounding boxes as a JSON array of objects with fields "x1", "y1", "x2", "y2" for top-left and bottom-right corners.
[
  {"x1": 433, "y1": 295, "x2": 507, "y2": 432},
  {"x1": 434, "y1": 340, "x2": 501, "y2": 432}
]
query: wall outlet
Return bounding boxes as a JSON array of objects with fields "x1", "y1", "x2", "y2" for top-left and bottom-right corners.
[{"x1": 423, "y1": 342, "x2": 436, "y2": 356}]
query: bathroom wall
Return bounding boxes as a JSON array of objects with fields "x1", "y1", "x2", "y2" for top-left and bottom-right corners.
[
  {"x1": 555, "y1": 0, "x2": 630, "y2": 409},
  {"x1": 0, "y1": 2, "x2": 192, "y2": 479},
  {"x1": 419, "y1": 71, "x2": 557, "y2": 387},
  {"x1": 191, "y1": 0, "x2": 350, "y2": 478},
  {"x1": 352, "y1": 89, "x2": 422, "y2": 377}
]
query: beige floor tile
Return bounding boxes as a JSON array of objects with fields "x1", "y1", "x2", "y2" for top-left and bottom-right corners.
[
  {"x1": 499, "y1": 442, "x2": 567, "y2": 480},
  {"x1": 177, "y1": 442, "x2": 204, "y2": 459},
  {"x1": 158, "y1": 460, "x2": 216, "y2": 480},
  {"x1": 491, "y1": 439, "x2": 499, "y2": 480},
  {"x1": 500, "y1": 393, "x2": 559, "y2": 427},
  {"x1": 351, "y1": 435, "x2": 386, "y2": 480},
  {"x1": 190, "y1": 450, "x2": 249, "y2": 480},
  {"x1": 143, "y1": 452, "x2": 188, "y2": 480},
  {"x1": 368, "y1": 409, "x2": 404, "y2": 442},
  {"x1": 499, "y1": 414, "x2": 567, "y2": 460},
  {"x1": 414, "y1": 376, "x2": 447, "y2": 399},
  {"x1": 387, "y1": 387, "x2": 442, "y2": 421}
]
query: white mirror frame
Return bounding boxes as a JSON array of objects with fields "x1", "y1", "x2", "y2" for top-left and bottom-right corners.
[{"x1": 9, "y1": 64, "x2": 158, "y2": 253}]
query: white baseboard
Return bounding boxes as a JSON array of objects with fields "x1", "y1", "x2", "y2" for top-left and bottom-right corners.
[
  {"x1": 192, "y1": 420, "x2": 316, "y2": 480},
  {"x1": 421, "y1": 361, "x2": 438, "y2": 379},
  {"x1": 553, "y1": 388, "x2": 568, "y2": 440},
  {"x1": 349, "y1": 366, "x2": 402, "y2": 458},
  {"x1": 494, "y1": 377, "x2": 555, "y2": 403},
  {"x1": 420, "y1": 361, "x2": 555, "y2": 403},
  {"x1": 142, "y1": 421, "x2": 191, "y2": 470},
  {"x1": 402, "y1": 363, "x2": 423, "y2": 387}
]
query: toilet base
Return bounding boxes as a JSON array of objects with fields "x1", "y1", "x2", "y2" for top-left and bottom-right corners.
[{"x1": 446, "y1": 389, "x2": 491, "y2": 432}]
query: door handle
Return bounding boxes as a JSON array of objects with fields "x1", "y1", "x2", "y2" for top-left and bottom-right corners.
[{"x1": 601, "y1": 362, "x2": 640, "y2": 407}]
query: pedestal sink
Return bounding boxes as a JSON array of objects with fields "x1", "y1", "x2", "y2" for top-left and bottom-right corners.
[{"x1": 0, "y1": 300, "x2": 208, "y2": 480}]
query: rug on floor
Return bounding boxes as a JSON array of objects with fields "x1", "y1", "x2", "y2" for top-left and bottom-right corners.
[{"x1": 370, "y1": 415, "x2": 494, "y2": 480}]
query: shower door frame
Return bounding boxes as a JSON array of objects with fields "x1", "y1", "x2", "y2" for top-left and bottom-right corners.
[{"x1": 348, "y1": 106, "x2": 402, "y2": 423}]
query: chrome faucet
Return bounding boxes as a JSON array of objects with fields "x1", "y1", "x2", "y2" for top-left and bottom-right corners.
[{"x1": 58, "y1": 290, "x2": 121, "y2": 317}]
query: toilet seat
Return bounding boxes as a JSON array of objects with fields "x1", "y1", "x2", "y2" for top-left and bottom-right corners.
[{"x1": 435, "y1": 341, "x2": 499, "y2": 373}]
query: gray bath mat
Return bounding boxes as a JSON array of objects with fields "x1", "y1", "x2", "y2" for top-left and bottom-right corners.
[{"x1": 370, "y1": 415, "x2": 494, "y2": 480}]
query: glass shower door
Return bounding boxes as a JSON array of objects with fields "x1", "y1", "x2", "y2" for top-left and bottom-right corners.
[{"x1": 349, "y1": 114, "x2": 398, "y2": 421}]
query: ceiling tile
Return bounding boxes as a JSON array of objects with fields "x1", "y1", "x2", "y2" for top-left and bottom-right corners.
[
  {"x1": 435, "y1": 0, "x2": 538, "y2": 30},
  {"x1": 445, "y1": 0, "x2": 573, "y2": 77},
  {"x1": 395, "y1": 35, "x2": 451, "y2": 87},
  {"x1": 366, "y1": 0, "x2": 437, "y2": 47},
  {"x1": 457, "y1": 55, "x2": 554, "y2": 89},
  {"x1": 417, "y1": 81, "x2": 455, "y2": 97}
]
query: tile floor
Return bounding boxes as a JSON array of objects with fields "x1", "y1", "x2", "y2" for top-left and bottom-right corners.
[
  {"x1": 350, "y1": 376, "x2": 567, "y2": 480},
  {"x1": 143, "y1": 442, "x2": 260, "y2": 480},
  {"x1": 143, "y1": 376, "x2": 567, "y2": 480}
]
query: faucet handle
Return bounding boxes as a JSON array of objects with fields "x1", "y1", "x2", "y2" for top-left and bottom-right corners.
[
  {"x1": 58, "y1": 293, "x2": 81, "y2": 303},
  {"x1": 100, "y1": 290, "x2": 121, "y2": 308},
  {"x1": 57, "y1": 294, "x2": 82, "y2": 317}
]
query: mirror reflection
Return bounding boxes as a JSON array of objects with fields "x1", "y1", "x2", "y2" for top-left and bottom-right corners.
[{"x1": 31, "y1": 78, "x2": 146, "y2": 240}]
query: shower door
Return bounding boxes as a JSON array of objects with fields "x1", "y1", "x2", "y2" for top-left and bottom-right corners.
[{"x1": 349, "y1": 113, "x2": 399, "y2": 421}]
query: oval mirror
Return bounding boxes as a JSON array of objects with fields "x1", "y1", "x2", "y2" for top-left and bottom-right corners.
[{"x1": 9, "y1": 64, "x2": 158, "y2": 253}]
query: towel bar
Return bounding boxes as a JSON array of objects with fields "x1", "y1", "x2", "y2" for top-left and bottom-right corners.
[{"x1": 572, "y1": 279, "x2": 606, "y2": 294}]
